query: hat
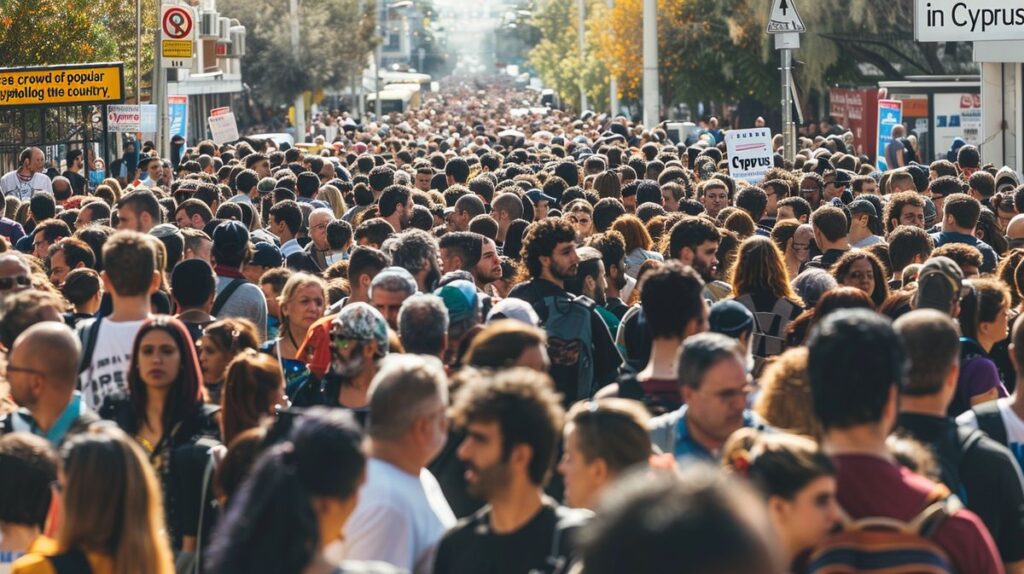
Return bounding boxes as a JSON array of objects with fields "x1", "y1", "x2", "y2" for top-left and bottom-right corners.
[
  {"x1": 257, "y1": 177, "x2": 277, "y2": 194},
  {"x1": 212, "y1": 220, "x2": 249, "y2": 251},
  {"x1": 848, "y1": 199, "x2": 877, "y2": 218},
  {"x1": 486, "y1": 298, "x2": 540, "y2": 326},
  {"x1": 434, "y1": 280, "x2": 480, "y2": 323},
  {"x1": 249, "y1": 242, "x2": 283, "y2": 268},
  {"x1": 150, "y1": 223, "x2": 183, "y2": 240},
  {"x1": 833, "y1": 169, "x2": 853, "y2": 186},
  {"x1": 708, "y1": 300, "x2": 754, "y2": 338},
  {"x1": 526, "y1": 189, "x2": 556, "y2": 205},
  {"x1": 915, "y1": 256, "x2": 964, "y2": 312},
  {"x1": 923, "y1": 197, "x2": 937, "y2": 228},
  {"x1": 331, "y1": 302, "x2": 389, "y2": 352}
]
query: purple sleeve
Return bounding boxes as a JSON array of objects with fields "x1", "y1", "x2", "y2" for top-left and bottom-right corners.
[{"x1": 960, "y1": 357, "x2": 1004, "y2": 398}]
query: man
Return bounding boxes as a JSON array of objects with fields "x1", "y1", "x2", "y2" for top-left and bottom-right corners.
[
  {"x1": 268, "y1": 199, "x2": 303, "y2": 257},
  {"x1": 211, "y1": 221, "x2": 268, "y2": 338},
  {"x1": 968, "y1": 171, "x2": 996, "y2": 206},
  {"x1": 74, "y1": 201, "x2": 110, "y2": 229},
  {"x1": 509, "y1": 219, "x2": 622, "y2": 406},
  {"x1": 449, "y1": 194, "x2": 486, "y2": 233},
  {"x1": 883, "y1": 190, "x2": 926, "y2": 235},
  {"x1": 415, "y1": 166, "x2": 434, "y2": 192},
  {"x1": 77, "y1": 232, "x2": 160, "y2": 410},
  {"x1": 776, "y1": 196, "x2": 811, "y2": 224},
  {"x1": 807, "y1": 309, "x2": 1003, "y2": 574},
  {"x1": 380, "y1": 185, "x2": 414, "y2": 233},
  {"x1": 63, "y1": 148, "x2": 86, "y2": 196},
  {"x1": 290, "y1": 208, "x2": 334, "y2": 272},
  {"x1": 115, "y1": 189, "x2": 160, "y2": 233},
  {"x1": 491, "y1": 193, "x2": 523, "y2": 250},
  {"x1": 445, "y1": 157, "x2": 470, "y2": 187},
  {"x1": 336, "y1": 355, "x2": 456, "y2": 573},
  {"x1": 1, "y1": 323, "x2": 98, "y2": 445},
  {"x1": 525, "y1": 189, "x2": 554, "y2": 220},
  {"x1": 31, "y1": 219, "x2": 71, "y2": 260},
  {"x1": 760, "y1": 179, "x2": 787, "y2": 227},
  {"x1": 245, "y1": 152, "x2": 271, "y2": 178},
  {"x1": 734, "y1": 186, "x2": 770, "y2": 236},
  {"x1": 929, "y1": 175, "x2": 961, "y2": 224},
  {"x1": 649, "y1": 333, "x2": 766, "y2": 460},
  {"x1": 698, "y1": 180, "x2": 730, "y2": 218},
  {"x1": 930, "y1": 193, "x2": 998, "y2": 273},
  {"x1": 667, "y1": 216, "x2": 725, "y2": 301},
  {"x1": 584, "y1": 231, "x2": 630, "y2": 320},
  {"x1": 390, "y1": 229, "x2": 442, "y2": 293},
  {"x1": 181, "y1": 227, "x2": 213, "y2": 263},
  {"x1": 434, "y1": 369, "x2": 590, "y2": 573},
  {"x1": 0, "y1": 253, "x2": 31, "y2": 303},
  {"x1": 439, "y1": 232, "x2": 501, "y2": 291},
  {"x1": 171, "y1": 258, "x2": 217, "y2": 342},
  {"x1": 1007, "y1": 213, "x2": 1024, "y2": 251},
  {"x1": 887, "y1": 225, "x2": 933, "y2": 290},
  {"x1": 243, "y1": 242, "x2": 283, "y2": 284},
  {"x1": 823, "y1": 169, "x2": 853, "y2": 203},
  {"x1": 886, "y1": 124, "x2": 907, "y2": 168},
  {"x1": 398, "y1": 294, "x2": 449, "y2": 359},
  {"x1": 47, "y1": 238, "x2": 95, "y2": 287},
  {"x1": 894, "y1": 310, "x2": 1024, "y2": 570},
  {"x1": 798, "y1": 173, "x2": 825, "y2": 210},
  {"x1": 805, "y1": 206, "x2": 850, "y2": 270},
  {"x1": 1, "y1": 147, "x2": 52, "y2": 201},
  {"x1": 852, "y1": 174, "x2": 879, "y2": 197},
  {"x1": 229, "y1": 168, "x2": 259, "y2": 204},
  {"x1": 957, "y1": 144, "x2": 981, "y2": 179},
  {"x1": 564, "y1": 247, "x2": 617, "y2": 335},
  {"x1": 848, "y1": 199, "x2": 884, "y2": 248},
  {"x1": 371, "y1": 266, "x2": 419, "y2": 330}
]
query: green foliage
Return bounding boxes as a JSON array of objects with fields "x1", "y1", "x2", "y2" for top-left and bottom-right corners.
[{"x1": 528, "y1": 0, "x2": 609, "y2": 112}]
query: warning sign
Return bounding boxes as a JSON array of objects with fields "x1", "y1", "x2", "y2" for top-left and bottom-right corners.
[
  {"x1": 767, "y1": 0, "x2": 806, "y2": 34},
  {"x1": 0, "y1": 62, "x2": 124, "y2": 107},
  {"x1": 162, "y1": 40, "x2": 193, "y2": 59},
  {"x1": 161, "y1": 4, "x2": 195, "y2": 68}
]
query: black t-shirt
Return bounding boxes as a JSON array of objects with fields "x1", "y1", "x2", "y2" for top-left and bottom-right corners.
[
  {"x1": 896, "y1": 412, "x2": 1024, "y2": 562},
  {"x1": 433, "y1": 500, "x2": 589, "y2": 574},
  {"x1": 62, "y1": 170, "x2": 86, "y2": 195}
]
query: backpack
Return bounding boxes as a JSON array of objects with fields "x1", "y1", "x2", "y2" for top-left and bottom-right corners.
[
  {"x1": 972, "y1": 400, "x2": 1008, "y2": 447},
  {"x1": 805, "y1": 488, "x2": 961, "y2": 574},
  {"x1": 734, "y1": 295, "x2": 798, "y2": 375},
  {"x1": 211, "y1": 278, "x2": 247, "y2": 317},
  {"x1": 533, "y1": 294, "x2": 595, "y2": 404}
]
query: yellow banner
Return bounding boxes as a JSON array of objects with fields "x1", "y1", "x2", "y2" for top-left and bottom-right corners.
[
  {"x1": 0, "y1": 63, "x2": 124, "y2": 107},
  {"x1": 162, "y1": 40, "x2": 193, "y2": 58}
]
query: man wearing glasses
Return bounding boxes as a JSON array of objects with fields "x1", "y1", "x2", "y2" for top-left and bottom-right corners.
[
  {"x1": 0, "y1": 323, "x2": 98, "y2": 446},
  {"x1": 0, "y1": 254, "x2": 31, "y2": 301}
]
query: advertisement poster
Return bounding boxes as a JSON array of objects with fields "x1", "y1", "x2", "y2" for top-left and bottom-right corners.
[{"x1": 876, "y1": 100, "x2": 903, "y2": 171}]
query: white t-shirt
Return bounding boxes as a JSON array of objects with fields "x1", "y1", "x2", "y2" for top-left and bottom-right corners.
[
  {"x1": 0, "y1": 170, "x2": 52, "y2": 202},
  {"x1": 957, "y1": 397, "x2": 1024, "y2": 470},
  {"x1": 331, "y1": 458, "x2": 456, "y2": 574},
  {"x1": 80, "y1": 318, "x2": 146, "y2": 411}
]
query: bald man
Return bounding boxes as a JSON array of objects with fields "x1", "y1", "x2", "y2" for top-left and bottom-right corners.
[
  {"x1": 1007, "y1": 213, "x2": 1024, "y2": 251},
  {"x1": 0, "y1": 322, "x2": 98, "y2": 446}
]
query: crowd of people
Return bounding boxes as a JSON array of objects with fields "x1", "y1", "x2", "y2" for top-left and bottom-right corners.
[{"x1": 0, "y1": 79, "x2": 1023, "y2": 574}]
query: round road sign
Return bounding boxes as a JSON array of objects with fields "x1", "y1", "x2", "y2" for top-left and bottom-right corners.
[{"x1": 162, "y1": 7, "x2": 193, "y2": 40}]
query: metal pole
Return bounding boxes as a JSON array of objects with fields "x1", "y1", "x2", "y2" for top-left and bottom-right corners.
[
  {"x1": 290, "y1": 0, "x2": 307, "y2": 143},
  {"x1": 136, "y1": 0, "x2": 142, "y2": 103},
  {"x1": 607, "y1": 0, "x2": 617, "y2": 116},
  {"x1": 577, "y1": 0, "x2": 588, "y2": 113},
  {"x1": 154, "y1": 4, "x2": 169, "y2": 159},
  {"x1": 375, "y1": 0, "x2": 383, "y2": 119},
  {"x1": 641, "y1": 0, "x2": 658, "y2": 128},
  {"x1": 781, "y1": 47, "x2": 795, "y2": 164}
]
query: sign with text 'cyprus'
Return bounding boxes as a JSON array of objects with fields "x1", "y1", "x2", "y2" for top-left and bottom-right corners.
[
  {"x1": 0, "y1": 62, "x2": 124, "y2": 107},
  {"x1": 915, "y1": 0, "x2": 1024, "y2": 42},
  {"x1": 725, "y1": 128, "x2": 773, "y2": 184}
]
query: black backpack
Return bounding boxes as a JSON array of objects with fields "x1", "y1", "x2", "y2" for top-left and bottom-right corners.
[{"x1": 972, "y1": 400, "x2": 1008, "y2": 447}]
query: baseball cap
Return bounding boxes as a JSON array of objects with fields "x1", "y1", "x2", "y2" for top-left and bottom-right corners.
[
  {"x1": 331, "y1": 302, "x2": 389, "y2": 352},
  {"x1": 257, "y1": 177, "x2": 277, "y2": 194},
  {"x1": 434, "y1": 280, "x2": 480, "y2": 323},
  {"x1": 848, "y1": 199, "x2": 877, "y2": 218},
  {"x1": 526, "y1": 189, "x2": 556, "y2": 205},
  {"x1": 914, "y1": 256, "x2": 965, "y2": 313},
  {"x1": 486, "y1": 298, "x2": 540, "y2": 326},
  {"x1": 249, "y1": 242, "x2": 283, "y2": 268},
  {"x1": 833, "y1": 169, "x2": 854, "y2": 186},
  {"x1": 212, "y1": 220, "x2": 249, "y2": 252},
  {"x1": 708, "y1": 300, "x2": 754, "y2": 338}
]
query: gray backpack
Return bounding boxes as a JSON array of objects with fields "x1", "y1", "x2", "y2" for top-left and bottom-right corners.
[{"x1": 534, "y1": 294, "x2": 595, "y2": 404}]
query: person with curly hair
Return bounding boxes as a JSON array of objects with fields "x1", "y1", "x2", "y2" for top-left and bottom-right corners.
[{"x1": 830, "y1": 249, "x2": 890, "y2": 307}]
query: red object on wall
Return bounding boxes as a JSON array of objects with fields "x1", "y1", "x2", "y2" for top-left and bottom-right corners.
[{"x1": 830, "y1": 88, "x2": 880, "y2": 160}]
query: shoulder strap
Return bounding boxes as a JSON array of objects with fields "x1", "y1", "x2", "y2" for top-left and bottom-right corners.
[
  {"x1": 211, "y1": 278, "x2": 247, "y2": 317},
  {"x1": 546, "y1": 506, "x2": 588, "y2": 574},
  {"x1": 47, "y1": 548, "x2": 93, "y2": 574},
  {"x1": 972, "y1": 400, "x2": 1008, "y2": 447},
  {"x1": 957, "y1": 426, "x2": 986, "y2": 459},
  {"x1": 77, "y1": 318, "x2": 102, "y2": 374}
]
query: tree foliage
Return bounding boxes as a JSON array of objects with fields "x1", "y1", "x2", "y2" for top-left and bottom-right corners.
[{"x1": 528, "y1": 0, "x2": 608, "y2": 112}]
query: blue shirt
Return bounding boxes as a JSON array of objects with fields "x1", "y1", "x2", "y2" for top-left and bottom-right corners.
[
  {"x1": 672, "y1": 404, "x2": 761, "y2": 461},
  {"x1": 12, "y1": 391, "x2": 89, "y2": 446},
  {"x1": 930, "y1": 230, "x2": 998, "y2": 273}
]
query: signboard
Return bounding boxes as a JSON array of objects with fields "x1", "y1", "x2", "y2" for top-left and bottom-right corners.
[
  {"x1": 767, "y1": 0, "x2": 806, "y2": 34},
  {"x1": 915, "y1": 0, "x2": 1024, "y2": 42},
  {"x1": 168, "y1": 95, "x2": 189, "y2": 143},
  {"x1": 0, "y1": 62, "x2": 123, "y2": 107},
  {"x1": 725, "y1": 128, "x2": 773, "y2": 184},
  {"x1": 830, "y1": 87, "x2": 880, "y2": 158},
  {"x1": 108, "y1": 104, "x2": 141, "y2": 132},
  {"x1": 933, "y1": 92, "x2": 982, "y2": 158},
  {"x1": 876, "y1": 100, "x2": 903, "y2": 171},
  {"x1": 140, "y1": 104, "x2": 158, "y2": 133},
  {"x1": 208, "y1": 107, "x2": 239, "y2": 144},
  {"x1": 161, "y1": 4, "x2": 195, "y2": 68}
]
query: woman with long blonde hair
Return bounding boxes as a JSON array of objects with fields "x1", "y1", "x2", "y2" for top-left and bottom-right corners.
[
  {"x1": 260, "y1": 272, "x2": 326, "y2": 397},
  {"x1": 12, "y1": 425, "x2": 174, "y2": 574},
  {"x1": 316, "y1": 184, "x2": 348, "y2": 220}
]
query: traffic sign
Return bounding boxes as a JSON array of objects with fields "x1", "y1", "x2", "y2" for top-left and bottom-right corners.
[
  {"x1": 767, "y1": 0, "x2": 806, "y2": 34},
  {"x1": 161, "y1": 4, "x2": 195, "y2": 69}
]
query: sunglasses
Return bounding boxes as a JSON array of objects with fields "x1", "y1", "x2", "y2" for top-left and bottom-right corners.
[{"x1": 0, "y1": 275, "x2": 31, "y2": 290}]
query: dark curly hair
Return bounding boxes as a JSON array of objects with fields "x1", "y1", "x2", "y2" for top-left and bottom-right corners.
[{"x1": 521, "y1": 218, "x2": 577, "y2": 279}]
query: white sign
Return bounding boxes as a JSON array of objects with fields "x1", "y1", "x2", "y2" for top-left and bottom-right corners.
[
  {"x1": 767, "y1": 0, "x2": 806, "y2": 34},
  {"x1": 915, "y1": 0, "x2": 1024, "y2": 42},
  {"x1": 933, "y1": 92, "x2": 982, "y2": 158},
  {"x1": 107, "y1": 105, "x2": 141, "y2": 132},
  {"x1": 140, "y1": 104, "x2": 158, "y2": 133},
  {"x1": 208, "y1": 107, "x2": 239, "y2": 144},
  {"x1": 725, "y1": 128, "x2": 774, "y2": 184},
  {"x1": 161, "y1": 4, "x2": 195, "y2": 68}
]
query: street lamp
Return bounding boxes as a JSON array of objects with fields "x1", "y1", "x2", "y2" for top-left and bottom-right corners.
[{"x1": 289, "y1": 0, "x2": 306, "y2": 143}]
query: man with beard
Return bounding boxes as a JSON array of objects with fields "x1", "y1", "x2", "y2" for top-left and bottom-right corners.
[
  {"x1": 585, "y1": 231, "x2": 630, "y2": 320},
  {"x1": 565, "y1": 247, "x2": 618, "y2": 336},
  {"x1": 509, "y1": 219, "x2": 622, "y2": 407},
  {"x1": 290, "y1": 302, "x2": 388, "y2": 424},
  {"x1": 439, "y1": 232, "x2": 502, "y2": 291},
  {"x1": 433, "y1": 368, "x2": 591, "y2": 574},
  {"x1": 380, "y1": 184, "x2": 414, "y2": 232},
  {"x1": 667, "y1": 216, "x2": 726, "y2": 303}
]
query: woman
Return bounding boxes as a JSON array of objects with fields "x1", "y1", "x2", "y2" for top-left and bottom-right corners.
[
  {"x1": 60, "y1": 268, "x2": 102, "y2": 328},
  {"x1": 205, "y1": 408, "x2": 393, "y2": 574},
  {"x1": 723, "y1": 428, "x2": 839, "y2": 572},
  {"x1": 12, "y1": 425, "x2": 175, "y2": 574},
  {"x1": 261, "y1": 273, "x2": 326, "y2": 397},
  {"x1": 753, "y1": 347, "x2": 821, "y2": 440},
  {"x1": 770, "y1": 220, "x2": 803, "y2": 280},
  {"x1": 786, "y1": 286, "x2": 874, "y2": 347},
  {"x1": 728, "y1": 236, "x2": 803, "y2": 373},
  {"x1": 612, "y1": 215, "x2": 663, "y2": 278},
  {"x1": 221, "y1": 350, "x2": 288, "y2": 446},
  {"x1": 316, "y1": 184, "x2": 348, "y2": 220},
  {"x1": 564, "y1": 199, "x2": 595, "y2": 240},
  {"x1": 462, "y1": 320, "x2": 548, "y2": 372},
  {"x1": 558, "y1": 399, "x2": 652, "y2": 510},
  {"x1": 198, "y1": 318, "x2": 261, "y2": 404},
  {"x1": 100, "y1": 316, "x2": 220, "y2": 553},
  {"x1": 593, "y1": 170, "x2": 621, "y2": 199},
  {"x1": 951, "y1": 278, "x2": 1011, "y2": 416},
  {"x1": 830, "y1": 249, "x2": 890, "y2": 307},
  {"x1": 0, "y1": 434, "x2": 58, "y2": 574}
]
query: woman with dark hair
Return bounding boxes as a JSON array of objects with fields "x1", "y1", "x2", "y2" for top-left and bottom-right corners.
[
  {"x1": 951, "y1": 277, "x2": 1011, "y2": 416},
  {"x1": 101, "y1": 316, "x2": 220, "y2": 554},
  {"x1": 786, "y1": 286, "x2": 875, "y2": 347},
  {"x1": 502, "y1": 219, "x2": 529, "y2": 261},
  {"x1": 205, "y1": 408, "x2": 394, "y2": 574},
  {"x1": 198, "y1": 318, "x2": 261, "y2": 404},
  {"x1": 220, "y1": 349, "x2": 287, "y2": 446},
  {"x1": 830, "y1": 249, "x2": 890, "y2": 307}
]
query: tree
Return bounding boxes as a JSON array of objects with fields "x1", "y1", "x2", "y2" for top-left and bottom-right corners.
[{"x1": 528, "y1": 0, "x2": 609, "y2": 112}]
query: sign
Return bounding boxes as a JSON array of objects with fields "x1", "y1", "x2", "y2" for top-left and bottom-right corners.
[
  {"x1": 725, "y1": 128, "x2": 774, "y2": 184},
  {"x1": 915, "y1": 0, "x2": 1024, "y2": 42},
  {"x1": 168, "y1": 95, "x2": 189, "y2": 143},
  {"x1": 140, "y1": 104, "x2": 158, "y2": 134},
  {"x1": 767, "y1": 0, "x2": 806, "y2": 34},
  {"x1": 161, "y1": 4, "x2": 195, "y2": 68},
  {"x1": 0, "y1": 62, "x2": 123, "y2": 107},
  {"x1": 933, "y1": 92, "x2": 982, "y2": 158},
  {"x1": 208, "y1": 107, "x2": 239, "y2": 144},
  {"x1": 108, "y1": 104, "x2": 141, "y2": 132},
  {"x1": 876, "y1": 100, "x2": 903, "y2": 171},
  {"x1": 830, "y1": 87, "x2": 880, "y2": 158}
]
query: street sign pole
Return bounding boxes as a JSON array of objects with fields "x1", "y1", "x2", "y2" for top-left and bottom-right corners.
[{"x1": 767, "y1": 0, "x2": 805, "y2": 166}]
